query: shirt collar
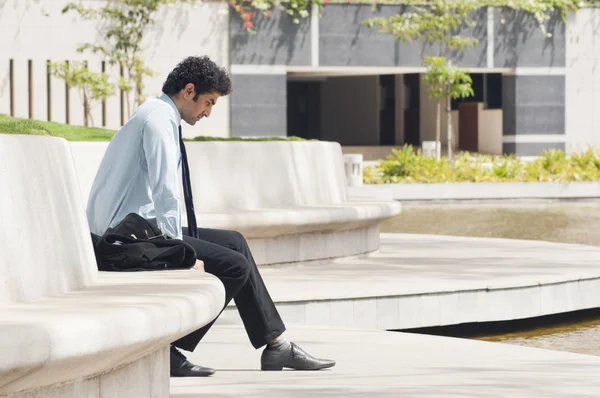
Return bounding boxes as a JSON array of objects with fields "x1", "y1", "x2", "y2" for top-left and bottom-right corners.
[{"x1": 160, "y1": 93, "x2": 182, "y2": 124}]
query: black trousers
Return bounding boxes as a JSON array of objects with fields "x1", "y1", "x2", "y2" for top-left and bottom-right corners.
[{"x1": 172, "y1": 228, "x2": 286, "y2": 351}]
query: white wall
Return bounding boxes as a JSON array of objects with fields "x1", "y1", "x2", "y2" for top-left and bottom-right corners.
[
  {"x1": 419, "y1": 77, "x2": 459, "y2": 151},
  {"x1": 320, "y1": 76, "x2": 380, "y2": 145},
  {"x1": 0, "y1": 0, "x2": 230, "y2": 138},
  {"x1": 478, "y1": 107, "x2": 503, "y2": 155},
  {"x1": 565, "y1": 8, "x2": 600, "y2": 153}
]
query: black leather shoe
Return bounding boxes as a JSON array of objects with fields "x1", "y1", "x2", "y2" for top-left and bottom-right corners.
[
  {"x1": 261, "y1": 342, "x2": 336, "y2": 371},
  {"x1": 170, "y1": 346, "x2": 215, "y2": 377}
]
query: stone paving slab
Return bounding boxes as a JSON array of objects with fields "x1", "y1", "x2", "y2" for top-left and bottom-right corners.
[{"x1": 170, "y1": 325, "x2": 600, "y2": 397}]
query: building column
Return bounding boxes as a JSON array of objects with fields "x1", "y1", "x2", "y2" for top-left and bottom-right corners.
[
  {"x1": 502, "y1": 71, "x2": 566, "y2": 155},
  {"x1": 230, "y1": 66, "x2": 287, "y2": 137}
]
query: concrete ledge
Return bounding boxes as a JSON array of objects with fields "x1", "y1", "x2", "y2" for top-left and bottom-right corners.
[
  {"x1": 247, "y1": 225, "x2": 380, "y2": 265},
  {"x1": 267, "y1": 276, "x2": 600, "y2": 331},
  {"x1": 195, "y1": 201, "x2": 400, "y2": 238},
  {"x1": 196, "y1": 202, "x2": 399, "y2": 265},
  {"x1": 9, "y1": 347, "x2": 168, "y2": 398},
  {"x1": 350, "y1": 182, "x2": 600, "y2": 202},
  {"x1": 219, "y1": 233, "x2": 600, "y2": 330},
  {"x1": 0, "y1": 261, "x2": 226, "y2": 397}
]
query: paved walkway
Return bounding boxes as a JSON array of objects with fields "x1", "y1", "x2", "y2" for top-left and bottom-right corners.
[
  {"x1": 171, "y1": 233, "x2": 600, "y2": 397},
  {"x1": 170, "y1": 325, "x2": 600, "y2": 397},
  {"x1": 218, "y1": 234, "x2": 600, "y2": 331}
]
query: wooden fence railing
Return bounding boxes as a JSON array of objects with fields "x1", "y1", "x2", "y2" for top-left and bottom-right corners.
[{"x1": 2, "y1": 58, "x2": 128, "y2": 129}]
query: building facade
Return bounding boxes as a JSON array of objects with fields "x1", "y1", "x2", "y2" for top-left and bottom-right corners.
[{"x1": 1, "y1": 1, "x2": 599, "y2": 155}]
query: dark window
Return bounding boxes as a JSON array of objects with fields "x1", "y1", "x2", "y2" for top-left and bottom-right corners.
[
  {"x1": 379, "y1": 75, "x2": 396, "y2": 146},
  {"x1": 485, "y1": 73, "x2": 502, "y2": 109},
  {"x1": 287, "y1": 81, "x2": 322, "y2": 140},
  {"x1": 451, "y1": 73, "x2": 503, "y2": 110}
]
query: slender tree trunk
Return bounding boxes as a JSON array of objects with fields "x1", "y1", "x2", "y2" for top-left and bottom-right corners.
[
  {"x1": 88, "y1": 108, "x2": 95, "y2": 128},
  {"x1": 136, "y1": 84, "x2": 141, "y2": 106},
  {"x1": 126, "y1": 92, "x2": 132, "y2": 119},
  {"x1": 435, "y1": 101, "x2": 441, "y2": 160},
  {"x1": 446, "y1": 93, "x2": 452, "y2": 164},
  {"x1": 125, "y1": 64, "x2": 133, "y2": 119},
  {"x1": 447, "y1": 60, "x2": 454, "y2": 164},
  {"x1": 83, "y1": 89, "x2": 90, "y2": 127}
]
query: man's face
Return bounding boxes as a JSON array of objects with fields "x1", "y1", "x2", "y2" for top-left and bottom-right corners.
[{"x1": 180, "y1": 84, "x2": 220, "y2": 126}]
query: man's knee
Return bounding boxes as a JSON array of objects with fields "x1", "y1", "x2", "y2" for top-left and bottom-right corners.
[
  {"x1": 219, "y1": 230, "x2": 248, "y2": 253},
  {"x1": 209, "y1": 252, "x2": 250, "y2": 295},
  {"x1": 230, "y1": 252, "x2": 251, "y2": 285},
  {"x1": 223, "y1": 230, "x2": 248, "y2": 252}
]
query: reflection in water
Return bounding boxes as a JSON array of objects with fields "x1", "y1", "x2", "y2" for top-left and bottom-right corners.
[
  {"x1": 381, "y1": 202, "x2": 600, "y2": 247},
  {"x1": 381, "y1": 202, "x2": 600, "y2": 356},
  {"x1": 476, "y1": 318, "x2": 600, "y2": 357}
]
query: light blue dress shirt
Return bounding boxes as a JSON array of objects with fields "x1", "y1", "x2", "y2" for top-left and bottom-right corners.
[{"x1": 86, "y1": 94, "x2": 184, "y2": 239}]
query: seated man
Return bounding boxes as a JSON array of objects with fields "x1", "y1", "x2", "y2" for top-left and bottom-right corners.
[{"x1": 86, "y1": 55, "x2": 335, "y2": 377}]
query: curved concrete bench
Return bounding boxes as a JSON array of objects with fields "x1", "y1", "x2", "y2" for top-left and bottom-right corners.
[
  {"x1": 185, "y1": 142, "x2": 401, "y2": 264},
  {"x1": 0, "y1": 135, "x2": 225, "y2": 397},
  {"x1": 71, "y1": 141, "x2": 401, "y2": 265}
]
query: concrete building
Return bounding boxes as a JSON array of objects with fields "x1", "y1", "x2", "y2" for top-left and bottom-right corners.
[{"x1": 1, "y1": 1, "x2": 599, "y2": 156}]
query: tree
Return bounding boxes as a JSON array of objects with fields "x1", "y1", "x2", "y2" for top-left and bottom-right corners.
[
  {"x1": 364, "y1": 1, "x2": 478, "y2": 162},
  {"x1": 422, "y1": 56, "x2": 474, "y2": 162},
  {"x1": 61, "y1": 0, "x2": 190, "y2": 118},
  {"x1": 364, "y1": 0, "x2": 584, "y2": 162},
  {"x1": 49, "y1": 61, "x2": 115, "y2": 127},
  {"x1": 363, "y1": 0, "x2": 481, "y2": 58},
  {"x1": 364, "y1": 0, "x2": 588, "y2": 46}
]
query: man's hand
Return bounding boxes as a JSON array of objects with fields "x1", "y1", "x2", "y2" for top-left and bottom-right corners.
[{"x1": 192, "y1": 259, "x2": 205, "y2": 272}]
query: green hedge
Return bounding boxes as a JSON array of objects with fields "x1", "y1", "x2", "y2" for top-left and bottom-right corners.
[{"x1": 365, "y1": 145, "x2": 600, "y2": 184}]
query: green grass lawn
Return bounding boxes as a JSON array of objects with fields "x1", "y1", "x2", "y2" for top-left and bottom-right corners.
[
  {"x1": 0, "y1": 114, "x2": 305, "y2": 142},
  {"x1": 0, "y1": 114, "x2": 117, "y2": 141}
]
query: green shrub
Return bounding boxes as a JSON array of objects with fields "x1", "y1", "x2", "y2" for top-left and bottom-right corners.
[
  {"x1": 491, "y1": 155, "x2": 522, "y2": 181},
  {"x1": 366, "y1": 144, "x2": 600, "y2": 184}
]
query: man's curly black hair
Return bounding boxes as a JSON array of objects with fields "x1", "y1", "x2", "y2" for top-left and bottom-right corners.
[{"x1": 162, "y1": 56, "x2": 232, "y2": 100}]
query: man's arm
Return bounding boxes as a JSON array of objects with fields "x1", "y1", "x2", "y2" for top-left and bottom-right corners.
[{"x1": 142, "y1": 110, "x2": 183, "y2": 239}]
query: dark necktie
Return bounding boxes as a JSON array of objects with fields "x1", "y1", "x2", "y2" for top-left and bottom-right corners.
[{"x1": 179, "y1": 126, "x2": 199, "y2": 238}]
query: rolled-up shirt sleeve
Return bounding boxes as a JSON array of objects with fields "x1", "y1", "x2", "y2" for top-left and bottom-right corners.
[{"x1": 142, "y1": 110, "x2": 182, "y2": 239}]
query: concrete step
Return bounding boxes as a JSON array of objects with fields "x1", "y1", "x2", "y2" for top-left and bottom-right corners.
[{"x1": 220, "y1": 233, "x2": 600, "y2": 331}]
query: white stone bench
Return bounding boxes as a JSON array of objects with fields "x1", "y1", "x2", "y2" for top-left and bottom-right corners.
[
  {"x1": 71, "y1": 141, "x2": 401, "y2": 266},
  {"x1": 0, "y1": 135, "x2": 225, "y2": 397}
]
